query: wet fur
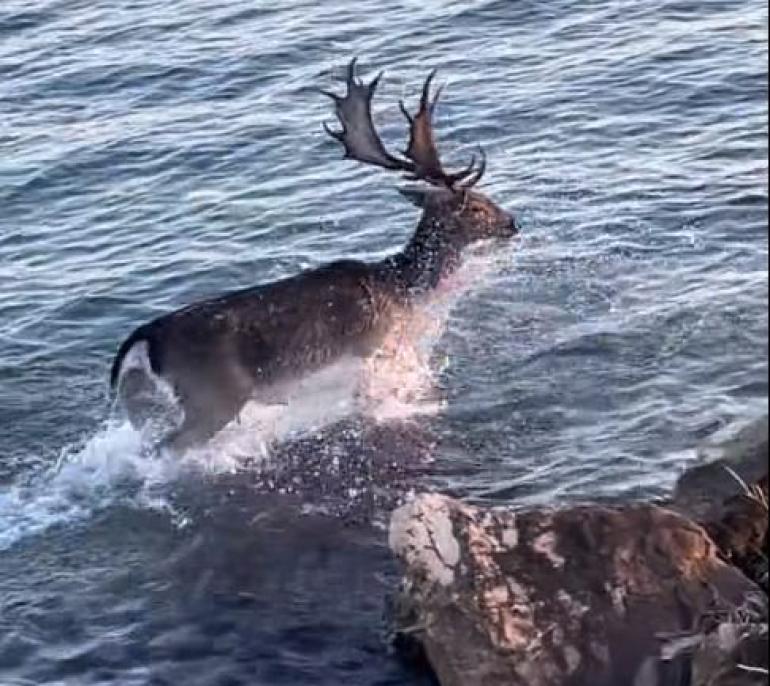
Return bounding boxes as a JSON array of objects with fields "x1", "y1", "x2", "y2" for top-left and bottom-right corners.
[{"x1": 110, "y1": 63, "x2": 517, "y2": 450}]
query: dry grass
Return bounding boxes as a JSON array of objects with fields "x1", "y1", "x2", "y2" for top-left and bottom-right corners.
[
  {"x1": 722, "y1": 464, "x2": 769, "y2": 591},
  {"x1": 657, "y1": 586, "x2": 768, "y2": 686},
  {"x1": 721, "y1": 464, "x2": 769, "y2": 513}
]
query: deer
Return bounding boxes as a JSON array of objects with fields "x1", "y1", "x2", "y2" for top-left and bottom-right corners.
[{"x1": 109, "y1": 59, "x2": 519, "y2": 451}]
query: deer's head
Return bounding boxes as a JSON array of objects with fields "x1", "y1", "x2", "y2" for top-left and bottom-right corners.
[{"x1": 322, "y1": 60, "x2": 519, "y2": 248}]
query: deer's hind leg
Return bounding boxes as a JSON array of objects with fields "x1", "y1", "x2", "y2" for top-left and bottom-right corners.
[{"x1": 161, "y1": 365, "x2": 253, "y2": 453}]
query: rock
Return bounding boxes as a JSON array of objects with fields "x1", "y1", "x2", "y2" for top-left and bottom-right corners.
[
  {"x1": 673, "y1": 415, "x2": 768, "y2": 590},
  {"x1": 674, "y1": 415, "x2": 767, "y2": 521},
  {"x1": 670, "y1": 415, "x2": 769, "y2": 684},
  {"x1": 389, "y1": 494, "x2": 761, "y2": 686},
  {"x1": 697, "y1": 475, "x2": 767, "y2": 591}
]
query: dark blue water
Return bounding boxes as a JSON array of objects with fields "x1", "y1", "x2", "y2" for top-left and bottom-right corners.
[{"x1": 1, "y1": 0, "x2": 767, "y2": 683}]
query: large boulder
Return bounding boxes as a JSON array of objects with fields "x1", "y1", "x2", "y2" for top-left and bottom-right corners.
[{"x1": 389, "y1": 494, "x2": 763, "y2": 686}]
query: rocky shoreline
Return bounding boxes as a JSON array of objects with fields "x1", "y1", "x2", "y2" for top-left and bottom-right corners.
[{"x1": 388, "y1": 415, "x2": 768, "y2": 686}]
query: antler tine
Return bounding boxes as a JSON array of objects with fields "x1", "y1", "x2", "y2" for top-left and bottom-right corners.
[
  {"x1": 347, "y1": 56, "x2": 359, "y2": 86},
  {"x1": 445, "y1": 152, "x2": 477, "y2": 186},
  {"x1": 398, "y1": 99, "x2": 413, "y2": 125},
  {"x1": 461, "y1": 146, "x2": 487, "y2": 188},
  {"x1": 402, "y1": 69, "x2": 446, "y2": 183},
  {"x1": 421, "y1": 69, "x2": 440, "y2": 111},
  {"x1": 322, "y1": 120, "x2": 344, "y2": 142},
  {"x1": 321, "y1": 58, "x2": 413, "y2": 173}
]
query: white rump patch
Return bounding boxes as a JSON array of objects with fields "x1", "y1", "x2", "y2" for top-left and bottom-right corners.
[
  {"x1": 114, "y1": 340, "x2": 183, "y2": 440},
  {"x1": 119, "y1": 339, "x2": 153, "y2": 377}
]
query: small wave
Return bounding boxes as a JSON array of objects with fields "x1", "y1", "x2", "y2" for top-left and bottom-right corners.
[{"x1": 0, "y1": 420, "x2": 167, "y2": 551}]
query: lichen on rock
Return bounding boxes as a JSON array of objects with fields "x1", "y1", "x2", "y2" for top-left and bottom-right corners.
[
  {"x1": 388, "y1": 415, "x2": 769, "y2": 686},
  {"x1": 390, "y1": 496, "x2": 764, "y2": 686}
]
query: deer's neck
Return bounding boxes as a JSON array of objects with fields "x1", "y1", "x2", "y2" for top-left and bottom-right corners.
[{"x1": 379, "y1": 215, "x2": 464, "y2": 299}]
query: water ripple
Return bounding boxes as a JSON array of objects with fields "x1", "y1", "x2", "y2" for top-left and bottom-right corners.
[{"x1": 0, "y1": 0, "x2": 767, "y2": 683}]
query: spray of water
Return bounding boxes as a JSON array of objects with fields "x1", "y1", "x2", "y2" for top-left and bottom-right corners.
[{"x1": 0, "y1": 243, "x2": 512, "y2": 551}]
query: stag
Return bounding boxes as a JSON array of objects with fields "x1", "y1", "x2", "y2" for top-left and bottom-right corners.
[{"x1": 110, "y1": 59, "x2": 519, "y2": 449}]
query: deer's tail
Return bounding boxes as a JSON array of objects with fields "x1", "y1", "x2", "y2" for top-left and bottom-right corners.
[{"x1": 109, "y1": 325, "x2": 157, "y2": 393}]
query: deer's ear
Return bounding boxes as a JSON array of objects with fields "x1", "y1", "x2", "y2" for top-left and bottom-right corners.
[
  {"x1": 397, "y1": 186, "x2": 451, "y2": 208},
  {"x1": 397, "y1": 187, "x2": 428, "y2": 207}
]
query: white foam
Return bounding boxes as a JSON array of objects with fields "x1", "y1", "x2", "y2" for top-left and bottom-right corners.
[
  {"x1": 0, "y1": 241, "x2": 512, "y2": 551},
  {"x1": 0, "y1": 420, "x2": 144, "y2": 551}
]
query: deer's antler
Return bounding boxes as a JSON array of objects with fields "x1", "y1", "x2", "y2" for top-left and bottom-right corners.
[{"x1": 322, "y1": 59, "x2": 485, "y2": 189}]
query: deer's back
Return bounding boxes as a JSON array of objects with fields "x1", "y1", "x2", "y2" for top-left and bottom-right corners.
[{"x1": 123, "y1": 259, "x2": 404, "y2": 394}]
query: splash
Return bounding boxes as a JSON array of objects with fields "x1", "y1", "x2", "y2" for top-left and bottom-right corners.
[
  {"x1": 0, "y1": 420, "x2": 153, "y2": 551},
  {"x1": 0, "y1": 241, "x2": 512, "y2": 550}
]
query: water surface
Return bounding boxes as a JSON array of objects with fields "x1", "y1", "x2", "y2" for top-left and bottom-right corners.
[{"x1": 1, "y1": 0, "x2": 768, "y2": 683}]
